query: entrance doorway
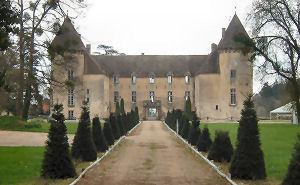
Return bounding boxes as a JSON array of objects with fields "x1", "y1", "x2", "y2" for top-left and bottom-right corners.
[{"x1": 147, "y1": 108, "x2": 157, "y2": 120}]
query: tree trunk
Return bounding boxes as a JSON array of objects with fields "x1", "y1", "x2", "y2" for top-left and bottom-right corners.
[
  {"x1": 16, "y1": 0, "x2": 24, "y2": 117},
  {"x1": 291, "y1": 79, "x2": 300, "y2": 125}
]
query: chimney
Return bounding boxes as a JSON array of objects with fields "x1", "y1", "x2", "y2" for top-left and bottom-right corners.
[
  {"x1": 211, "y1": 43, "x2": 217, "y2": 52},
  {"x1": 141, "y1": 53, "x2": 144, "y2": 56},
  {"x1": 86, "y1": 44, "x2": 91, "y2": 54},
  {"x1": 222, "y1": 28, "x2": 226, "y2": 39}
]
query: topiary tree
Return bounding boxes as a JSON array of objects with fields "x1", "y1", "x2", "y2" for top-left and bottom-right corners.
[
  {"x1": 116, "y1": 114, "x2": 125, "y2": 136},
  {"x1": 115, "y1": 101, "x2": 120, "y2": 116},
  {"x1": 71, "y1": 101, "x2": 97, "y2": 161},
  {"x1": 188, "y1": 113, "x2": 201, "y2": 146},
  {"x1": 197, "y1": 126, "x2": 212, "y2": 152},
  {"x1": 92, "y1": 117, "x2": 108, "y2": 152},
  {"x1": 180, "y1": 116, "x2": 190, "y2": 140},
  {"x1": 120, "y1": 98, "x2": 125, "y2": 115},
  {"x1": 134, "y1": 106, "x2": 139, "y2": 124},
  {"x1": 41, "y1": 104, "x2": 76, "y2": 179},
  {"x1": 282, "y1": 134, "x2": 300, "y2": 185},
  {"x1": 109, "y1": 113, "x2": 121, "y2": 139},
  {"x1": 184, "y1": 96, "x2": 192, "y2": 121},
  {"x1": 230, "y1": 95, "x2": 266, "y2": 180},
  {"x1": 208, "y1": 131, "x2": 233, "y2": 162},
  {"x1": 103, "y1": 120, "x2": 115, "y2": 146}
]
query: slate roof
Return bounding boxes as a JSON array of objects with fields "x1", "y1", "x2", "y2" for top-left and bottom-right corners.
[
  {"x1": 51, "y1": 17, "x2": 86, "y2": 51},
  {"x1": 52, "y1": 14, "x2": 248, "y2": 77},
  {"x1": 218, "y1": 14, "x2": 249, "y2": 50},
  {"x1": 88, "y1": 52, "x2": 219, "y2": 77}
]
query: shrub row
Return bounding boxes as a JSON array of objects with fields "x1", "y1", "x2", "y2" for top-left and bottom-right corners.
[{"x1": 41, "y1": 98, "x2": 139, "y2": 179}]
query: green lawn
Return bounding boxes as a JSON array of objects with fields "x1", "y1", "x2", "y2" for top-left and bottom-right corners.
[
  {"x1": 0, "y1": 146, "x2": 101, "y2": 185},
  {"x1": 200, "y1": 123, "x2": 300, "y2": 182},
  {"x1": 0, "y1": 116, "x2": 78, "y2": 134}
]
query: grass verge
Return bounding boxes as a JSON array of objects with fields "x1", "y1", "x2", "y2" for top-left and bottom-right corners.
[
  {"x1": 0, "y1": 146, "x2": 103, "y2": 185},
  {"x1": 200, "y1": 123, "x2": 300, "y2": 183}
]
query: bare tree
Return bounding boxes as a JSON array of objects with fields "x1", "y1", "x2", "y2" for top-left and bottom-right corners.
[
  {"x1": 13, "y1": 0, "x2": 86, "y2": 119},
  {"x1": 236, "y1": 0, "x2": 300, "y2": 123},
  {"x1": 95, "y1": 44, "x2": 125, "y2": 55}
]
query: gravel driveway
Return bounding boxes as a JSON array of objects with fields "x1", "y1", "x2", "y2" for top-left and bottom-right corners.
[
  {"x1": 0, "y1": 130, "x2": 74, "y2": 146},
  {"x1": 77, "y1": 121, "x2": 229, "y2": 185}
]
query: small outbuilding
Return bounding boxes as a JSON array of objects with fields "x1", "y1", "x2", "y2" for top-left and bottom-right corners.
[{"x1": 270, "y1": 103, "x2": 298, "y2": 124}]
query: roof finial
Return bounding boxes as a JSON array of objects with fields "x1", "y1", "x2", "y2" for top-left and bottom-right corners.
[
  {"x1": 67, "y1": 10, "x2": 69, "y2": 17},
  {"x1": 234, "y1": 6, "x2": 237, "y2": 14}
]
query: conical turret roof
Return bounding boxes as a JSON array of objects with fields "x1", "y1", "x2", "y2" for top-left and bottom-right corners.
[
  {"x1": 218, "y1": 14, "x2": 249, "y2": 50},
  {"x1": 51, "y1": 17, "x2": 86, "y2": 51}
]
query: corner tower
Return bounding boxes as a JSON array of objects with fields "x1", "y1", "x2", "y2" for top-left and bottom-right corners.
[{"x1": 218, "y1": 14, "x2": 253, "y2": 120}]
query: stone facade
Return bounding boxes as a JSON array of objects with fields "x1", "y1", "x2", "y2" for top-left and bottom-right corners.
[{"x1": 51, "y1": 14, "x2": 252, "y2": 121}]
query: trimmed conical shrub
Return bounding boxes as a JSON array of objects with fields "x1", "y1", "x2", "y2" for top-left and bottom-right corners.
[
  {"x1": 117, "y1": 115, "x2": 125, "y2": 136},
  {"x1": 120, "y1": 98, "x2": 125, "y2": 115},
  {"x1": 197, "y1": 126, "x2": 212, "y2": 152},
  {"x1": 181, "y1": 116, "x2": 190, "y2": 140},
  {"x1": 41, "y1": 104, "x2": 76, "y2": 179},
  {"x1": 103, "y1": 120, "x2": 115, "y2": 146},
  {"x1": 184, "y1": 96, "x2": 192, "y2": 121},
  {"x1": 230, "y1": 95, "x2": 266, "y2": 180},
  {"x1": 71, "y1": 101, "x2": 97, "y2": 161},
  {"x1": 92, "y1": 117, "x2": 108, "y2": 152},
  {"x1": 109, "y1": 113, "x2": 121, "y2": 139},
  {"x1": 115, "y1": 101, "x2": 120, "y2": 116},
  {"x1": 282, "y1": 135, "x2": 300, "y2": 185},
  {"x1": 134, "y1": 106, "x2": 139, "y2": 124},
  {"x1": 208, "y1": 131, "x2": 233, "y2": 162},
  {"x1": 188, "y1": 114, "x2": 201, "y2": 146}
]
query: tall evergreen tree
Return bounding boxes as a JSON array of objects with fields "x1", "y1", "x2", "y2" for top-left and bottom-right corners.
[
  {"x1": 103, "y1": 120, "x2": 115, "y2": 146},
  {"x1": 41, "y1": 104, "x2": 76, "y2": 179},
  {"x1": 71, "y1": 101, "x2": 97, "y2": 161},
  {"x1": 208, "y1": 131, "x2": 233, "y2": 162},
  {"x1": 180, "y1": 116, "x2": 190, "y2": 140},
  {"x1": 115, "y1": 101, "x2": 120, "y2": 116},
  {"x1": 197, "y1": 126, "x2": 212, "y2": 152},
  {"x1": 109, "y1": 113, "x2": 121, "y2": 139},
  {"x1": 117, "y1": 115, "x2": 125, "y2": 136},
  {"x1": 184, "y1": 96, "x2": 192, "y2": 121},
  {"x1": 92, "y1": 117, "x2": 108, "y2": 152},
  {"x1": 230, "y1": 95, "x2": 266, "y2": 180},
  {"x1": 120, "y1": 98, "x2": 125, "y2": 115},
  {"x1": 134, "y1": 106, "x2": 139, "y2": 124},
  {"x1": 188, "y1": 114, "x2": 201, "y2": 146},
  {"x1": 282, "y1": 135, "x2": 300, "y2": 185}
]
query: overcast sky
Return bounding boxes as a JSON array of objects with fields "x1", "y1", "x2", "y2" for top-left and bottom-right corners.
[{"x1": 75, "y1": 0, "x2": 261, "y2": 92}]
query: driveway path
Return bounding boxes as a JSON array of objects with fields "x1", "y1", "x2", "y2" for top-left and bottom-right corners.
[
  {"x1": 0, "y1": 130, "x2": 74, "y2": 146},
  {"x1": 77, "y1": 121, "x2": 229, "y2": 185}
]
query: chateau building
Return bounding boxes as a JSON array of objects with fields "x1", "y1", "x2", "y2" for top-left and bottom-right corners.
[{"x1": 50, "y1": 14, "x2": 252, "y2": 121}]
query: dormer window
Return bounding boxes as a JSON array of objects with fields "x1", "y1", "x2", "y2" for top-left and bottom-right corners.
[
  {"x1": 114, "y1": 75, "x2": 119, "y2": 84},
  {"x1": 185, "y1": 74, "x2": 190, "y2": 84},
  {"x1": 132, "y1": 75, "x2": 136, "y2": 84},
  {"x1": 149, "y1": 75, "x2": 155, "y2": 84},
  {"x1": 167, "y1": 75, "x2": 173, "y2": 84},
  {"x1": 68, "y1": 69, "x2": 73, "y2": 80}
]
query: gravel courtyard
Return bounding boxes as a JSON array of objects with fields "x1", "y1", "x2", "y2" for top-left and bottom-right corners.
[{"x1": 77, "y1": 121, "x2": 229, "y2": 185}]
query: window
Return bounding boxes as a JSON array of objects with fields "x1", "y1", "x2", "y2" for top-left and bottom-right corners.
[
  {"x1": 216, "y1": 105, "x2": 218, "y2": 110},
  {"x1": 131, "y1": 75, "x2": 136, "y2": 84},
  {"x1": 150, "y1": 91, "x2": 154, "y2": 102},
  {"x1": 132, "y1": 91, "x2": 136, "y2": 103},
  {"x1": 68, "y1": 89, "x2": 74, "y2": 106},
  {"x1": 230, "y1": 70, "x2": 236, "y2": 78},
  {"x1": 114, "y1": 91, "x2": 119, "y2": 103},
  {"x1": 230, "y1": 88, "x2": 236, "y2": 105},
  {"x1": 185, "y1": 91, "x2": 190, "y2": 100},
  {"x1": 185, "y1": 75, "x2": 190, "y2": 84},
  {"x1": 167, "y1": 75, "x2": 173, "y2": 84},
  {"x1": 149, "y1": 75, "x2": 155, "y2": 84},
  {"x1": 68, "y1": 110, "x2": 74, "y2": 120},
  {"x1": 87, "y1": 89, "x2": 90, "y2": 95},
  {"x1": 86, "y1": 89, "x2": 90, "y2": 103},
  {"x1": 68, "y1": 69, "x2": 73, "y2": 80},
  {"x1": 168, "y1": 91, "x2": 172, "y2": 103},
  {"x1": 113, "y1": 75, "x2": 119, "y2": 84}
]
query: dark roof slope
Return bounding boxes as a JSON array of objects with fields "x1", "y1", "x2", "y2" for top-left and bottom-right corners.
[
  {"x1": 218, "y1": 14, "x2": 249, "y2": 50},
  {"x1": 51, "y1": 17, "x2": 86, "y2": 51},
  {"x1": 88, "y1": 54, "x2": 219, "y2": 77}
]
